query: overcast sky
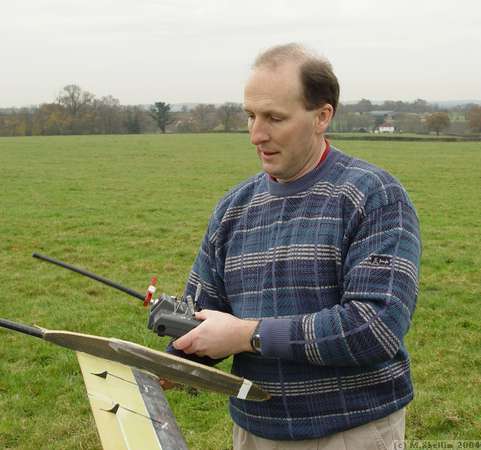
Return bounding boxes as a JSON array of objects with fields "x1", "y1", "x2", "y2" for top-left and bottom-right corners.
[{"x1": 1, "y1": 0, "x2": 480, "y2": 107}]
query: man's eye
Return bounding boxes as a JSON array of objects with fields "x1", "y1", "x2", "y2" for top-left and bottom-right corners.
[{"x1": 271, "y1": 116, "x2": 283, "y2": 122}]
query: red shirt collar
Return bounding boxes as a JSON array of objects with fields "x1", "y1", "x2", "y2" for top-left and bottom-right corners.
[{"x1": 269, "y1": 138, "x2": 331, "y2": 182}]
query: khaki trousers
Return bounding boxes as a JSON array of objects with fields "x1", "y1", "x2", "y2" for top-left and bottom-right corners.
[{"x1": 233, "y1": 408, "x2": 405, "y2": 450}]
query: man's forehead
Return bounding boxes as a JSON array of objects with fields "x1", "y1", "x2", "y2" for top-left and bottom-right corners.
[
  {"x1": 244, "y1": 62, "x2": 303, "y2": 109},
  {"x1": 245, "y1": 62, "x2": 302, "y2": 90}
]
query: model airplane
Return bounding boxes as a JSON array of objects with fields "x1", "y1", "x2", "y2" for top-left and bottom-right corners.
[{"x1": 0, "y1": 318, "x2": 269, "y2": 450}]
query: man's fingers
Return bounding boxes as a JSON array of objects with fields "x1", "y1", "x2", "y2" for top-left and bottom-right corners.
[
  {"x1": 173, "y1": 331, "x2": 193, "y2": 351},
  {"x1": 179, "y1": 343, "x2": 196, "y2": 355},
  {"x1": 173, "y1": 334, "x2": 201, "y2": 355},
  {"x1": 194, "y1": 309, "x2": 210, "y2": 321}
]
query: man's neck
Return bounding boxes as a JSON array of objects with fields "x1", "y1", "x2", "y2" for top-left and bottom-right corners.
[{"x1": 275, "y1": 137, "x2": 328, "y2": 184}]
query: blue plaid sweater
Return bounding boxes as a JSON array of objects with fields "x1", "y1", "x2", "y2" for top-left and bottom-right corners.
[{"x1": 179, "y1": 146, "x2": 421, "y2": 440}]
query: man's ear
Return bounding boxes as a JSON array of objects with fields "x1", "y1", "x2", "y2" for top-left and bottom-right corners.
[{"x1": 314, "y1": 104, "x2": 334, "y2": 134}]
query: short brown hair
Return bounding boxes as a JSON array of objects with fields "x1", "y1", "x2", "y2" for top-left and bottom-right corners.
[{"x1": 253, "y1": 43, "x2": 340, "y2": 114}]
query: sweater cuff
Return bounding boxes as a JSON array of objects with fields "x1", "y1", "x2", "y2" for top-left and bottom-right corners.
[{"x1": 260, "y1": 318, "x2": 293, "y2": 360}]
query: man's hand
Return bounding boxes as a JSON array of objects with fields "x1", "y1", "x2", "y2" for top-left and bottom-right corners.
[{"x1": 172, "y1": 310, "x2": 258, "y2": 359}]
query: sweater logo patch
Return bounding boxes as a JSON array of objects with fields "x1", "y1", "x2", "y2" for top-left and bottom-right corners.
[{"x1": 368, "y1": 255, "x2": 392, "y2": 266}]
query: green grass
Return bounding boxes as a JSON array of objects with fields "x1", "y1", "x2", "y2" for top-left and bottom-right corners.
[{"x1": 0, "y1": 134, "x2": 480, "y2": 448}]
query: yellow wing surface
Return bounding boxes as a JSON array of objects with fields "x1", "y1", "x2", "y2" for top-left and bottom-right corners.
[{"x1": 77, "y1": 352, "x2": 188, "y2": 450}]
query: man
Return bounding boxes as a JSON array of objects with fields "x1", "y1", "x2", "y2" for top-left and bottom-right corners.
[{"x1": 169, "y1": 43, "x2": 421, "y2": 449}]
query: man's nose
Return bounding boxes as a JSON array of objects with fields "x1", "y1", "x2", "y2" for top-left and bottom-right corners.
[{"x1": 249, "y1": 120, "x2": 269, "y2": 145}]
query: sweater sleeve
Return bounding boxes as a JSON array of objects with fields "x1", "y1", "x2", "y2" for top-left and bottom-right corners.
[
  {"x1": 260, "y1": 200, "x2": 421, "y2": 367},
  {"x1": 165, "y1": 212, "x2": 232, "y2": 366},
  {"x1": 183, "y1": 215, "x2": 231, "y2": 314}
]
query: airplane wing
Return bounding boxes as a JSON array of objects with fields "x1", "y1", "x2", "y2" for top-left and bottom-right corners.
[{"x1": 77, "y1": 352, "x2": 187, "y2": 450}]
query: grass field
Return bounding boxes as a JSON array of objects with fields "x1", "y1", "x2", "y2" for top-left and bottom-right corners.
[{"x1": 0, "y1": 134, "x2": 480, "y2": 449}]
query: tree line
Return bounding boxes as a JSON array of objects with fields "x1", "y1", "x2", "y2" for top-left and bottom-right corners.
[
  {"x1": 1, "y1": 85, "x2": 480, "y2": 137},
  {"x1": 0, "y1": 85, "x2": 247, "y2": 137},
  {"x1": 331, "y1": 99, "x2": 481, "y2": 135}
]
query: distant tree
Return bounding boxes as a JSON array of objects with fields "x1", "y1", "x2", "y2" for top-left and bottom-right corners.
[
  {"x1": 394, "y1": 113, "x2": 424, "y2": 134},
  {"x1": 355, "y1": 98, "x2": 373, "y2": 113},
  {"x1": 150, "y1": 101, "x2": 172, "y2": 133},
  {"x1": 425, "y1": 112, "x2": 450, "y2": 135},
  {"x1": 32, "y1": 103, "x2": 70, "y2": 135},
  {"x1": 461, "y1": 103, "x2": 479, "y2": 113},
  {"x1": 0, "y1": 113, "x2": 20, "y2": 136},
  {"x1": 191, "y1": 104, "x2": 217, "y2": 132},
  {"x1": 217, "y1": 103, "x2": 243, "y2": 131},
  {"x1": 330, "y1": 109, "x2": 375, "y2": 132},
  {"x1": 20, "y1": 108, "x2": 34, "y2": 136},
  {"x1": 124, "y1": 106, "x2": 143, "y2": 134},
  {"x1": 412, "y1": 99, "x2": 431, "y2": 114},
  {"x1": 93, "y1": 95, "x2": 122, "y2": 134},
  {"x1": 355, "y1": 113, "x2": 376, "y2": 131},
  {"x1": 175, "y1": 119, "x2": 195, "y2": 133},
  {"x1": 56, "y1": 85, "x2": 96, "y2": 134},
  {"x1": 0, "y1": 107, "x2": 35, "y2": 136},
  {"x1": 467, "y1": 106, "x2": 481, "y2": 132},
  {"x1": 57, "y1": 84, "x2": 94, "y2": 117},
  {"x1": 381, "y1": 100, "x2": 406, "y2": 112},
  {"x1": 374, "y1": 114, "x2": 386, "y2": 127}
]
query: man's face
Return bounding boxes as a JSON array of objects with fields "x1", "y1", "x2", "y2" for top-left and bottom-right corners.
[{"x1": 244, "y1": 62, "x2": 329, "y2": 183}]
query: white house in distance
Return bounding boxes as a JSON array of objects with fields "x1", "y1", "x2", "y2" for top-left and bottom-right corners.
[
  {"x1": 369, "y1": 110, "x2": 396, "y2": 133},
  {"x1": 376, "y1": 122, "x2": 395, "y2": 133}
]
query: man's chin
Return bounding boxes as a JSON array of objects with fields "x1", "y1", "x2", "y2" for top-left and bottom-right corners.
[
  {"x1": 260, "y1": 160, "x2": 291, "y2": 181},
  {"x1": 264, "y1": 169, "x2": 288, "y2": 182},
  {"x1": 264, "y1": 166, "x2": 301, "y2": 183},
  {"x1": 261, "y1": 163, "x2": 280, "y2": 178}
]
